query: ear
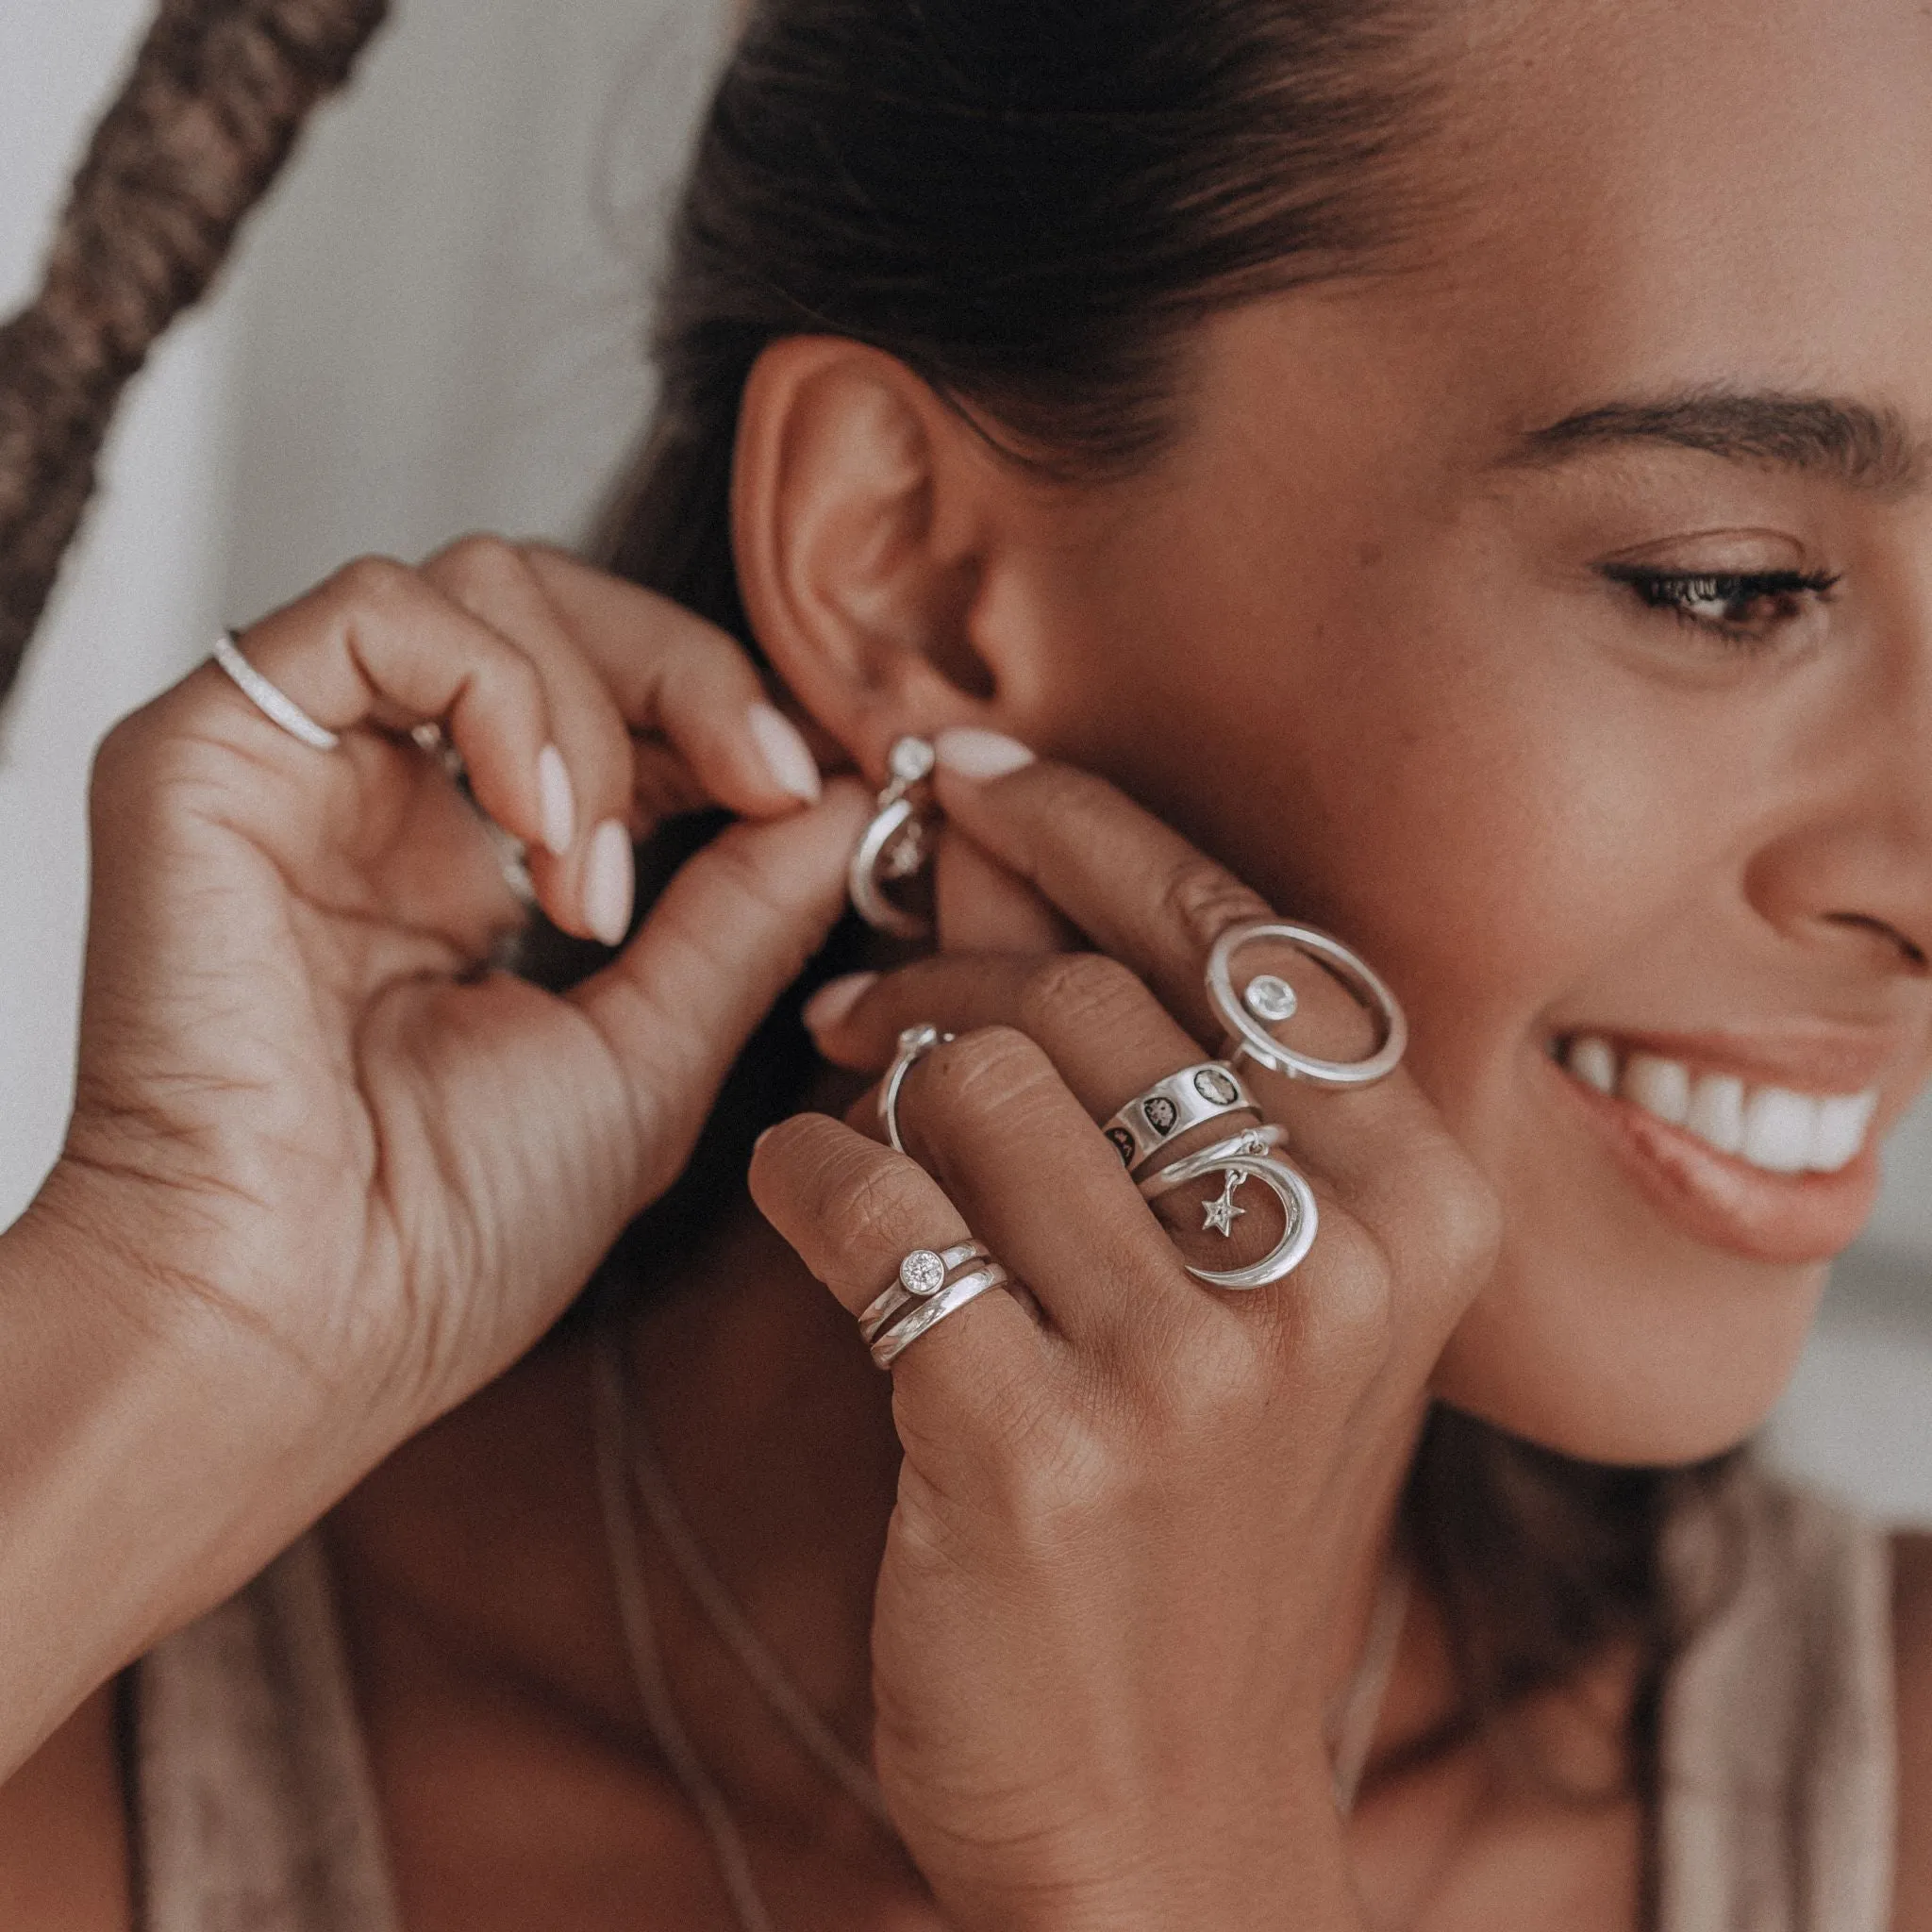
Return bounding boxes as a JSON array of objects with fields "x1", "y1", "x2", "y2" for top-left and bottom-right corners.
[{"x1": 731, "y1": 337, "x2": 1017, "y2": 780}]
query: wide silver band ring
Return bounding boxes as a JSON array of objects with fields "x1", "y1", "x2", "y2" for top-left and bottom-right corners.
[
  {"x1": 1205, "y1": 920, "x2": 1407, "y2": 1089},
  {"x1": 879, "y1": 1023, "x2": 955, "y2": 1156},
  {"x1": 871, "y1": 1262, "x2": 1010, "y2": 1369},
  {"x1": 209, "y1": 633, "x2": 341, "y2": 752},
  {"x1": 858, "y1": 1241, "x2": 991, "y2": 1343},
  {"x1": 1140, "y1": 1124, "x2": 1319, "y2": 1290},
  {"x1": 1097, "y1": 1060, "x2": 1257, "y2": 1172}
]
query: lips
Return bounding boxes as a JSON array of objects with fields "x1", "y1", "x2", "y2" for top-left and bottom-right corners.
[{"x1": 1550, "y1": 1031, "x2": 1889, "y2": 1265}]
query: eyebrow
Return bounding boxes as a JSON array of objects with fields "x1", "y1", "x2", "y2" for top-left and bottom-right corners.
[{"x1": 1504, "y1": 389, "x2": 1927, "y2": 495}]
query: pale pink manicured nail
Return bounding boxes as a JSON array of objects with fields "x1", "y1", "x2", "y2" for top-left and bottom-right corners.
[
  {"x1": 537, "y1": 744, "x2": 575, "y2": 857},
  {"x1": 934, "y1": 726, "x2": 1035, "y2": 780},
  {"x1": 584, "y1": 820, "x2": 635, "y2": 946},
  {"x1": 747, "y1": 703, "x2": 822, "y2": 803},
  {"x1": 802, "y1": 971, "x2": 878, "y2": 1034}
]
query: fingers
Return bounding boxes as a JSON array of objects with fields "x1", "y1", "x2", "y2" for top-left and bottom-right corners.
[
  {"x1": 568, "y1": 782, "x2": 869, "y2": 1207},
  {"x1": 519, "y1": 545, "x2": 824, "y2": 819},
  {"x1": 749, "y1": 1111, "x2": 1041, "y2": 1407},
  {"x1": 809, "y1": 950, "x2": 1207, "y2": 1130}
]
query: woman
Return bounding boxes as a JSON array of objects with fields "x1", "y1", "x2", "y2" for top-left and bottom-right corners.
[{"x1": 0, "y1": 0, "x2": 1927, "y2": 1925}]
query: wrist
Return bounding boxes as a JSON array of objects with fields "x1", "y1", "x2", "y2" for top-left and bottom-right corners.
[
  {"x1": 0, "y1": 1171, "x2": 392, "y2": 1773},
  {"x1": 936, "y1": 1774, "x2": 1363, "y2": 1932}
]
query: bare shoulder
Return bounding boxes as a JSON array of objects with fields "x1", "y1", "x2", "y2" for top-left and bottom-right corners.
[
  {"x1": 0, "y1": 1685, "x2": 130, "y2": 1932},
  {"x1": 1893, "y1": 1532, "x2": 1932, "y2": 1932}
]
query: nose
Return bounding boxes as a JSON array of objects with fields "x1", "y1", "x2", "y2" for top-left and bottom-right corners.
[{"x1": 1745, "y1": 580, "x2": 1932, "y2": 978}]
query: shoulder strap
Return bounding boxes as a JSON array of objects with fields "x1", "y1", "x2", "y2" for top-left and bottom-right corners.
[
  {"x1": 133, "y1": 1537, "x2": 402, "y2": 1932},
  {"x1": 1657, "y1": 1466, "x2": 1895, "y2": 1932}
]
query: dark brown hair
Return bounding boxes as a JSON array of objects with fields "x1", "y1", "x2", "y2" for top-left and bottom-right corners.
[
  {"x1": 596, "y1": 0, "x2": 1738, "y2": 1904},
  {"x1": 0, "y1": 0, "x2": 390, "y2": 707}
]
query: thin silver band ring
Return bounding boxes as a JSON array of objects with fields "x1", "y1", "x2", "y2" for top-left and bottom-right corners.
[
  {"x1": 871, "y1": 1262, "x2": 1010, "y2": 1369},
  {"x1": 879, "y1": 1023, "x2": 955, "y2": 1156},
  {"x1": 210, "y1": 633, "x2": 341, "y2": 752}
]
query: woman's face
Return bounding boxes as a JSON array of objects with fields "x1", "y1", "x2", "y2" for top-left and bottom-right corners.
[{"x1": 991, "y1": 0, "x2": 1932, "y2": 1461}]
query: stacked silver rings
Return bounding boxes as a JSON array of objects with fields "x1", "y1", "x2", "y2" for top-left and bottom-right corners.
[
  {"x1": 1099, "y1": 1059, "x2": 1318, "y2": 1291},
  {"x1": 862, "y1": 1241, "x2": 1010, "y2": 1369}
]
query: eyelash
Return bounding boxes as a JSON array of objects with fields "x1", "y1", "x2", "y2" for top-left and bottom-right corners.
[{"x1": 1601, "y1": 564, "x2": 1841, "y2": 648}]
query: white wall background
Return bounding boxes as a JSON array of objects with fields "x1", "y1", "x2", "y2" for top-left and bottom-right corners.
[{"x1": 2, "y1": 0, "x2": 1927, "y2": 1519}]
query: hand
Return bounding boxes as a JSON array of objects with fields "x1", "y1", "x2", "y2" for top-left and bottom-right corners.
[
  {"x1": 34, "y1": 538, "x2": 863, "y2": 1452},
  {"x1": 751, "y1": 754, "x2": 1498, "y2": 1931}
]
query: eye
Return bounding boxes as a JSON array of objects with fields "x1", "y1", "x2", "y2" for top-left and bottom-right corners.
[{"x1": 1602, "y1": 564, "x2": 1841, "y2": 649}]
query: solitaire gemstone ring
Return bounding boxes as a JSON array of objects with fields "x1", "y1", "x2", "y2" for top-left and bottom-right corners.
[{"x1": 858, "y1": 1241, "x2": 991, "y2": 1344}]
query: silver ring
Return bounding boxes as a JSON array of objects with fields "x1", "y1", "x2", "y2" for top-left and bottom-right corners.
[
  {"x1": 1205, "y1": 920, "x2": 1407, "y2": 1089},
  {"x1": 879, "y1": 1023, "x2": 954, "y2": 1155},
  {"x1": 871, "y1": 1261, "x2": 1010, "y2": 1369},
  {"x1": 848, "y1": 737, "x2": 937, "y2": 938},
  {"x1": 858, "y1": 1241, "x2": 990, "y2": 1343},
  {"x1": 1097, "y1": 1060, "x2": 1257, "y2": 1171},
  {"x1": 209, "y1": 633, "x2": 341, "y2": 752},
  {"x1": 1140, "y1": 1124, "x2": 1319, "y2": 1290}
]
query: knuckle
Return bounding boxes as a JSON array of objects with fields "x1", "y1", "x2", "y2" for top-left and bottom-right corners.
[
  {"x1": 1134, "y1": 1307, "x2": 1275, "y2": 1438},
  {"x1": 1298, "y1": 1219, "x2": 1397, "y2": 1375},
  {"x1": 325, "y1": 553, "x2": 419, "y2": 621},
  {"x1": 435, "y1": 533, "x2": 538, "y2": 604},
  {"x1": 923, "y1": 1024, "x2": 1055, "y2": 1121},
  {"x1": 1017, "y1": 950, "x2": 1150, "y2": 1039},
  {"x1": 839, "y1": 1156, "x2": 942, "y2": 1260},
  {"x1": 1156, "y1": 851, "x2": 1272, "y2": 953}
]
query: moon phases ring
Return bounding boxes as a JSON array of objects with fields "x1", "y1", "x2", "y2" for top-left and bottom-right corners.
[
  {"x1": 1205, "y1": 920, "x2": 1407, "y2": 1089},
  {"x1": 879, "y1": 1023, "x2": 956, "y2": 1156},
  {"x1": 1139, "y1": 1124, "x2": 1320, "y2": 1290},
  {"x1": 1097, "y1": 1060, "x2": 1258, "y2": 1171}
]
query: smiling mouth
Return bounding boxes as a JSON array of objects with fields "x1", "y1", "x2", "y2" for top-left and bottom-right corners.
[{"x1": 1556, "y1": 1033, "x2": 1879, "y2": 1175}]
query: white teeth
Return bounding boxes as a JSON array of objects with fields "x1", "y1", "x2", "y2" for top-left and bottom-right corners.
[
  {"x1": 1567, "y1": 1035, "x2": 1618, "y2": 1094},
  {"x1": 1741, "y1": 1088, "x2": 1816, "y2": 1174},
  {"x1": 1562, "y1": 1037, "x2": 1881, "y2": 1175},
  {"x1": 1685, "y1": 1074, "x2": 1745, "y2": 1156},
  {"x1": 1624, "y1": 1052, "x2": 1690, "y2": 1125},
  {"x1": 1811, "y1": 1091, "x2": 1879, "y2": 1173}
]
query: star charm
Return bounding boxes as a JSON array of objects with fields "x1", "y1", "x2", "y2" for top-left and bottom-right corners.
[{"x1": 1201, "y1": 1174, "x2": 1247, "y2": 1238}]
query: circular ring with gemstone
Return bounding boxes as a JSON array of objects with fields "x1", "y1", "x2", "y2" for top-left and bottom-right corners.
[
  {"x1": 878, "y1": 1023, "x2": 956, "y2": 1155},
  {"x1": 871, "y1": 1259, "x2": 1012, "y2": 1369},
  {"x1": 1097, "y1": 1059, "x2": 1258, "y2": 1173},
  {"x1": 858, "y1": 1240, "x2": 991, "y2": 1344},
  {"x1": 1205, "y1": 920, "x2": 1407, "y2": 1089},
  {"x1": 1139, "y1": 1124, "x2": 1319, "y2": 1290}
]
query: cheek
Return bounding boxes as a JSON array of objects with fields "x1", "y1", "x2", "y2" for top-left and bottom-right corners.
[{"x1": 1029, "y1": 513, "x2": 1814, "y2": 1461}]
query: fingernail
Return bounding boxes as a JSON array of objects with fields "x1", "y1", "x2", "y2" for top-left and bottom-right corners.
[
  {"x1": 934, "y1": 726, "x2": 1035, "y2": 781},
  {"x1": 747, "y1": 703, "x2": 822, "y2": 803},
  {"x1": 585, "y1": 820, "x2": 635, "y2": 946},
  {"x1": 803, "y1": 971, "x2": 877, "y2": 1035},
  {"x1": 537, "y1": 744, "x2": 575, "y2": 857}
]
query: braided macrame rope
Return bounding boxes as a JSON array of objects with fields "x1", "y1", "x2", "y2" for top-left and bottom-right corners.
[{"x1": 0, "y1": 0, "x2": 391, "y2": 708}]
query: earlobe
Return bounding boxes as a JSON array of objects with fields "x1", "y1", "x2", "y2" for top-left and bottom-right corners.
[{"x1": 731, "y1": 337, "x2": 1004, "y2": 778}]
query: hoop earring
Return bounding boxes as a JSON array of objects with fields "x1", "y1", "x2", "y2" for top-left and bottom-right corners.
[{"x1": 848, "y1": 737, "x2": 938, "y2": 938}]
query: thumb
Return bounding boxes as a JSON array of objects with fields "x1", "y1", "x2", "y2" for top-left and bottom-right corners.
[{"x1": 568, "y1": 779, "x2": 869, "y2": 1203}]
